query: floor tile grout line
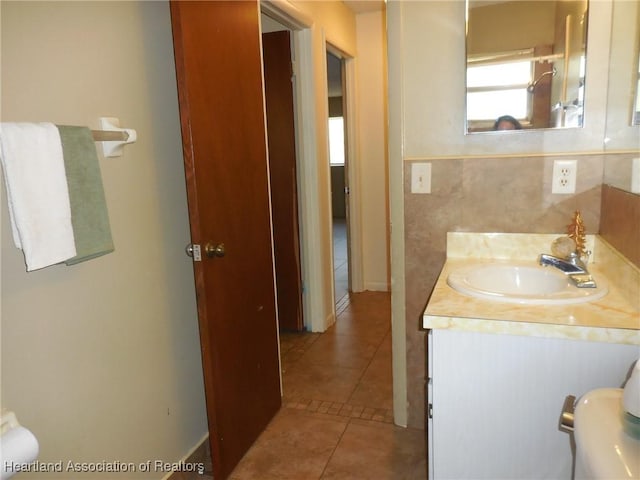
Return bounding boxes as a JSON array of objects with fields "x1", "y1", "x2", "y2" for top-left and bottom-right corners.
[
  {"x1": 318, "y1": 418, "x2": 350, "y2": 480},
  {"x1": 343, "y1": 299, "x2": 391, "y2": 408},
  {"x1": 343, "y1": 321, "x2": 385, "y2": 409},
  {"x1": 281, "y1": 398, "x2": 394, "y2": 423}
]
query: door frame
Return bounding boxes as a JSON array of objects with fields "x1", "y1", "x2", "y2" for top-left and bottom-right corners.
[
  {"x1": 343, "y1": 56, "x2": 363, "y2": 293},
  {"x1": 261, "y1": 1, "x2": 363, "y2": 332},
  {"x1": 326, "y1": 44, "x2": 363, "y2": 298}
]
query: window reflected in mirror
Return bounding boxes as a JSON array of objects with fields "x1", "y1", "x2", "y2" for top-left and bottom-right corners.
[{"x1": 466, "y1": 0, "x2": 589, "y2": 133}]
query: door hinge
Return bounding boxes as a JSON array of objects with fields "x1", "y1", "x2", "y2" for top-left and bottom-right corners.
[
  {"x1": 344, "y1": 186, "x2": 350, "y2": 194},
  {"x1": 428, "y1": 403, "x2": 433, "y2": 419}
]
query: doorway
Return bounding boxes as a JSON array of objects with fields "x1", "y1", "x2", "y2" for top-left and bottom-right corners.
[
  {"x1": 260, "y1": 2, "x2": 363, "y2": 335},
  {"x1": 326, "y1": 50, "x2": 350, "y2": 305}
]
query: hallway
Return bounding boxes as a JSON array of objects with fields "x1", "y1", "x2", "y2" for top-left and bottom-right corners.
[{"x1": 229, "y1": 291, "x2": 426, "y2": 479}]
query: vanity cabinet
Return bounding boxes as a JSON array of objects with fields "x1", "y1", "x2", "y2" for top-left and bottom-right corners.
[
  {"x1": 427, "y1": 329, "x2": 638, "y2": 480},
  {"x1": 423, "y1": 233, "x2": 639, "y2": 479}
]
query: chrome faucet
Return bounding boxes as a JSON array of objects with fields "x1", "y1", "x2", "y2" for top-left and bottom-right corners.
[
  {"x1": 538, "y1": 252, "x2": 597, "y2": 288},
  {"x1": 538, "y1": 252, "x2": 587, "y2": 274}
]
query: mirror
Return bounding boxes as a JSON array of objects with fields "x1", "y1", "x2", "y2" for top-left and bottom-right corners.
[
  {"x1": 603, "y1": 0, "x2": 640, "y2": 195},
  {"x1": 465, "y1": 0, "x2": 589, "y2": 133}
]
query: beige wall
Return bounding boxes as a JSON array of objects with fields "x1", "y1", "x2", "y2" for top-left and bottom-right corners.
[
  {"x1": 294, "y1": 0, "x2": 357, "y2": 52},
  {"x1": 356, "y1": 10, "x2": 390, "y2": 292},
  {"x1": 467, "y1": 1, "x2": 556, "y2": 54},
  {"x1": 1, "y1": 2, "x2": 207, "y2": 477}
]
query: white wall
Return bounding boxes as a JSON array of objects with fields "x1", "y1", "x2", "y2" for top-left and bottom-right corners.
[
  {"x1": 0, "y1": 2, "x2": 207, "y2": 477},
  {"x1": 356, "y1": 10, "x2": 390, "y2": 291}
]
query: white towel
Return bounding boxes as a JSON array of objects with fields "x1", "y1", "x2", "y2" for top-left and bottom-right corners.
[{"x1": 0, "y1": 122, "x2": 76, "y2": 271}]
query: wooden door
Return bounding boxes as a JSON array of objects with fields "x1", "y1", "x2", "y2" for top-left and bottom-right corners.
[
  {"x1": 170, "y1": 2, "x2": 281, "y2": 478},
  {"x1": 262, "y1": 31, "x2": 304, "y2": 332}
]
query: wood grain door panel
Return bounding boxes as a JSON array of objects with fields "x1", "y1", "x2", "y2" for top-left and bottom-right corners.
[
  {"x1": 263, "y1": 31, "x2": 304, "y2": 332},
  {"x1": 170, "y1": 2, "x2": 281, "y2": 478}
]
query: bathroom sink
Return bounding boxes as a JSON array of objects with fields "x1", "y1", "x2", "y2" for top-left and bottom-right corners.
[{"x1": 447, "y1": 262, "x2": 608, "y2": 305}]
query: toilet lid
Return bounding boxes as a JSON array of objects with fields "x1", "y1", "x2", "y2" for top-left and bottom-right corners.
[{"x1": 574, "y1": 388, "x2": 640, "y2": 479}]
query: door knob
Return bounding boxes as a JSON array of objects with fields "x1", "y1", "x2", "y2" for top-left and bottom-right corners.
[{"x1": 205, "y1": 242, "x2": 225, "y2": 258}]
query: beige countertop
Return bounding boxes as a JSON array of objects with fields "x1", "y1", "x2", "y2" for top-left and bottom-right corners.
[{"x1": 422, "y1": 233, "x2": 640, "y2": 345}]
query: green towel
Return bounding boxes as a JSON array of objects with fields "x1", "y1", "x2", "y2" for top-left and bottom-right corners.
[{"x1": 57, "y1": 125, "x2": 114, "y2": 265}]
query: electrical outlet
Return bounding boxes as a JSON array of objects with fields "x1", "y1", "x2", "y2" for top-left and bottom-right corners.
[
  {"x1": 552, "y1": 160, "x2": 577, "y2": 194},
  {"x1": 411, "y1": 162, "x2": 431, "y2": 194}
]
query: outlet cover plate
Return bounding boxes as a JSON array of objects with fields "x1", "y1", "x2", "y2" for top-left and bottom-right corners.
[{"x1": 552, "y1": 159, "x2": 577, "y2": 194}]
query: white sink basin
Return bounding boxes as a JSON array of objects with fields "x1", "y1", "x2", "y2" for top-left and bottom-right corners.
[{"x1": 447, "y1": 262, "x2": 608, "y2": 305}]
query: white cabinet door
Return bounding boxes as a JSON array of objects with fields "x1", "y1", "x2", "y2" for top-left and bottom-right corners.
[{"x1": 427, "y1": 329, "x2": 638, "y2": 480}]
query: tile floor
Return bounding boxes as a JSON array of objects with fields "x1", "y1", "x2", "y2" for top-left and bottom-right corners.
[
  {"x1": 229, "y1": 291, "x2": 427, "y2": 479},
  {"x1": 333, "y1": 218, "x2": 349, "y2": 302}
]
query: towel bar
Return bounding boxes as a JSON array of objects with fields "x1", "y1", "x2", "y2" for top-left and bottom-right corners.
[
  {"x1": 91, "y1": 130, "x2": 129, "y2": 142},
  {"x1": 93, "y1": 118, "x2": 137, "y2": 157}
]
